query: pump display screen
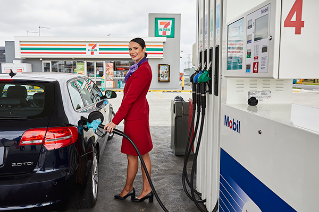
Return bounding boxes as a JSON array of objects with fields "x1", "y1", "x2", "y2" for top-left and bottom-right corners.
[
  {"x1": 227, "y1": 18, "x2": 244, "y2": 70},
  {"x1": 246, "y1": 4, "x2": 270, "y2": 74},
  {"x1": 254, "y1": 14, "x2": 269, "y2": 41}
]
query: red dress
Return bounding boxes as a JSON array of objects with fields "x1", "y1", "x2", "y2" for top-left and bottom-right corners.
[{"x1": 112, "y1": 62, "x2": 153, "y2": 156}]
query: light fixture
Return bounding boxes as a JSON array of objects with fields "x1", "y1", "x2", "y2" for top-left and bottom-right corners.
[
  {"x1": 40, "y1": 58, "x2": 42, "y2": 61},
  {"x1": 27, "y1": 31, "x2": 38, "y2": 36},
  {"x1": 39, "y1": 26, "x2": 51, "y2": 36}
]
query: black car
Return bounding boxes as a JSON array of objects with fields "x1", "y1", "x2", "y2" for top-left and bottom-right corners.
[{"x1": 0, "y1": 72, "x2": 116, "y2": 210}]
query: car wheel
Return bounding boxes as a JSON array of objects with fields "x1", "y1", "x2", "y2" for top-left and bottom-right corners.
[
  {"x1": 108, "y1": 111, "x2": 115, "y2": 140},
  {"x1": 76, "y1": 148, "x2": 98, "y2": 209}
]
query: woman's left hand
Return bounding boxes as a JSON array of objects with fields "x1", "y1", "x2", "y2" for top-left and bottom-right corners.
[{"x1": 104, "y1": 122, "x2": 116, "y2": 133}]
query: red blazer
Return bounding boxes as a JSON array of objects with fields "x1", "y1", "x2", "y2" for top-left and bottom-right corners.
[{"x1": 112, "y1": 61, "x2": 152, "y2": 125}]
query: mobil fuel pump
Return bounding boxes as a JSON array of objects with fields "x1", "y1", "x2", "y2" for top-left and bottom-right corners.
[{"x1": 193, "y1": 0, "x2": 319, "y2": 212}]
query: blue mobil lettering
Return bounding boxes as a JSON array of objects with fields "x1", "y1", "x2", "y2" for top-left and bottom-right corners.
[
  {"x1": 224, "y1": 115, "x2": 240, "y2": 133},
  {"x1": 261, "y1": 7, "x2": 268, "y2": 14}
]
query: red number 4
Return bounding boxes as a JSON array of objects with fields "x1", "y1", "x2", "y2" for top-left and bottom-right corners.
[{"x1": 284, "y1": 0, "x2": 304, "y2": 34}]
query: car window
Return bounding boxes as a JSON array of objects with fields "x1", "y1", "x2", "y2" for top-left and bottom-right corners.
[
  {"x1": 0, "y1": 82, "x2": 54, "y2": 118},
  {"x1": 68, "y1": 81, "x2": 84, "y2": 110},
  {"x1": 67, "y1": 77, "x2": 103, "y2": 110},
  {"x1": 91, "y1": 83, "x2": 103, "y2": 103},
  {"x1": 77, "y1": 78, "x2": 103, "y2": 105}
]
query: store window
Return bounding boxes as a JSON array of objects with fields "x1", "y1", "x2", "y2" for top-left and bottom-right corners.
[
  {"x1": 87, "y1": 62, "x2": 94, "y2": 78},
  {"x1": 52, "y1": 61, "x2": 76, "y2": 73},
  {"x1": 43, "y1": 62, "x2": 50, "y2": 72},
  {"x1": 96, "y1": 62, "x2": 104, "y2": 87},
  {"x1": 114, "y1": 61, "x2": 134, "y2": 88}
]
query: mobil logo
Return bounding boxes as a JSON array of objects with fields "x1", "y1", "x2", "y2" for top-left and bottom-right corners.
[
  {"x1": 261, "y1": 7, "x2": 269, "y2": 14},
  {"x1": 224, "y1": 115, "x2": 241, "y2": 133}
]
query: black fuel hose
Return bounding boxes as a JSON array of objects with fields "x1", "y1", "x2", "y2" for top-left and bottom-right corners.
[
  {"x1": 182, "y1": 109, "x2": 205, "y2": 202},
  {"x1": 182, "y1": 111, "x2": 201, "y2": 201},
  {"x1": 189, "y1": 82, "x2": 207, "y2": 212},
  {"x1": 182, "y1": 82, "x2": 202, "y2": 198},
  {"x1": 190, "y1": 106, "x2": 206, "y2": 212},
  {"x1": 100, "y1": 125, "x2": 169, "y2": 212}
]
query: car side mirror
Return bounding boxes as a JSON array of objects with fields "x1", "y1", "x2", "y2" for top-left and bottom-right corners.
[{"x1": 104, "y1": 90, "x2": 117, "y2": 99}]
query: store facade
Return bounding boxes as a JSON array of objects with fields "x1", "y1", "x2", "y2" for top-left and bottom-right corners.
[{"x1": 3, "y1": 13, "x2": 181, "y2": 90}]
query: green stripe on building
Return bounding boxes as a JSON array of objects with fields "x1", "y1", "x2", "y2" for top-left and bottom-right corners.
[
  {"x1": 99, "y1": 48, "x2": 128, "y2": 51},
  {"x1": 146, "y1": 48, "x2": 163, "y2": 51}
]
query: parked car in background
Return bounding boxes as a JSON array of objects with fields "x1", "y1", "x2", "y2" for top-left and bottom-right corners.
[{"x1": 0, "y1": 73, "x2": 116, "y2": 210}]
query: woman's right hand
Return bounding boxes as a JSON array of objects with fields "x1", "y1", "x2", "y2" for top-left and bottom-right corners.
[{"x1": 104, "y1": 121, "x2": 116, "y2": 133}]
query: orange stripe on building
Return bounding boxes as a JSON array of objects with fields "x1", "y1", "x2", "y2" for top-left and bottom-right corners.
[{"x1": 99, "y1": 44, "x2": 128, "y2": 47}]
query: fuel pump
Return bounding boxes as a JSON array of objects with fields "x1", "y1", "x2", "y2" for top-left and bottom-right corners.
[
  {"x1": 182, "y1": 45, "x2": 212, "y2": 211},
  {"x1": 195, "y1": 0, "x2": 319, "y2": 211}
]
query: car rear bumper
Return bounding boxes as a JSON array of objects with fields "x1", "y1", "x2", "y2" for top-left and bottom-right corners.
[{"x1": 0, "y1": 168, "x2": 84, "y2": 210}]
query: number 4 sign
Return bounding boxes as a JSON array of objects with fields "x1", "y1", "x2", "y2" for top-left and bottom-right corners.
[{"x1": 284, "y1": 0, "x2": 304, "y2": 34}]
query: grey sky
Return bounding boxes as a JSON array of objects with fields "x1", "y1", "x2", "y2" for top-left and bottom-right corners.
[{"x1": 0, "y1": 0, "x2": 196, "y2": 71}]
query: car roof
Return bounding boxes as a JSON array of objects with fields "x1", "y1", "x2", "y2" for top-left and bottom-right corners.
[{"x1": 0, "y1": 72, "x2": 85, "y2": 82}]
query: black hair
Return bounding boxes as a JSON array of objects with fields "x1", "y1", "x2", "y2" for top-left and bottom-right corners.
[{"x1": 130, "y1": 37, "x2": 147, "y2": 57}]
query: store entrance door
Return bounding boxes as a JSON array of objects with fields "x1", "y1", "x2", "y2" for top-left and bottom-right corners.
[
  {"x1": 43, "y1": 61, "x2": 51, "y2": 72},
  {"x1": 86, "y1": 61, "x2": 95, "y2": 79},
  {"x1": 96, "y1": 62, "x2": 104, "y2": 88}
]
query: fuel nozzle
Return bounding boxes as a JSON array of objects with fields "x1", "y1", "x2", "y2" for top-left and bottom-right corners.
[
  {"x1": 197, "y1": 67, "x2": 211, "y2": 109},
  {"x1": 190, "y1": 72, "x2": 198, "y2": 111},
  {"x1": 193, "y1": 70, "x2": 203, "y2": 109}
]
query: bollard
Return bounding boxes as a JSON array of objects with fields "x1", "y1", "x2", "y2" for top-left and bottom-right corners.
[{"x1": 182, "y1": 76, "x2": 184, "y2": 90}]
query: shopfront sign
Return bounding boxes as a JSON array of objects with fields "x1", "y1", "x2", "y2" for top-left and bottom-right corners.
[
  {"x1": 16, "y1": 38, "x2": 166, "y2": 59},
  {"x1": 155, "y1": 18, "x2": 175, "y2": 38},
  {"x1": 87, "y1": 43, "x2": 98, "y2": 55}
]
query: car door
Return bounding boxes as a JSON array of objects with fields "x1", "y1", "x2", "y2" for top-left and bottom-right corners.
[{"x1": 67, "y1": 77, "x2": 110, "y2": 157}]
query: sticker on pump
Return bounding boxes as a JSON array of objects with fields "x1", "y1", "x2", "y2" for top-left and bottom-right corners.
[{"x1": 253, "y1": 62, "x2": 259, "y2": 73}]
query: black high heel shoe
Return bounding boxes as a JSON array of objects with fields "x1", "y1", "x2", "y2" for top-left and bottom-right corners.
[
  {"x1": 114, "y1": 188, "x2": 135, "y2": 200},
  {"x1": 132, "y1": 191, "x2": 153, "y2": 203}
]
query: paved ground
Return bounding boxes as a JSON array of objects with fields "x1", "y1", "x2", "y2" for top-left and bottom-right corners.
[
  {"x1": 67, "y1": 90, "x2": 203, "y2": 212},
  {"x1": 67, "y1": 88, "x2": 319, "y2": 212}
]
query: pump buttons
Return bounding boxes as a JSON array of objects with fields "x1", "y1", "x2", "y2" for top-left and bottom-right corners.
[{"x1": 248, "y1": 97, "x2": 258, "y2": 106}]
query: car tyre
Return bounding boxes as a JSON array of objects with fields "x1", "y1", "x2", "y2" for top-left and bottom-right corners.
[{"x1": 76, "y1": 148, "x2": 98, "y2": 209}]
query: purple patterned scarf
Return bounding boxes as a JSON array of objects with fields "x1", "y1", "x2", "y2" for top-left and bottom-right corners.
[{"x1": 124, "y1": 57, "x2": 148, "y2": 83}]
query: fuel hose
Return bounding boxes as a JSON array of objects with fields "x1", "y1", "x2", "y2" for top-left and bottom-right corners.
[
  {"x1": 182, "y1": 100, "x2": 205, "y2": 202},
  {"x1": 97, "y1": 124, "x2": 170, "y2": 212}
]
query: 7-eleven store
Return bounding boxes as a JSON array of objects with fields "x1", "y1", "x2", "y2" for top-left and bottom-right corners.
[{"x1": 9, "y1": 36, "x2": 174, "y2": 89}]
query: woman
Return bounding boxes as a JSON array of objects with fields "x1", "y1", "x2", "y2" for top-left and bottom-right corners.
[{"x1": 104, "y1": 37, "x2": 153, "y2": 203}]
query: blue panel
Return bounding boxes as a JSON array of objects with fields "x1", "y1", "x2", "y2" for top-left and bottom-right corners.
[{"x1": 220, "y1": 148, "x2": 296, "y2": 212}]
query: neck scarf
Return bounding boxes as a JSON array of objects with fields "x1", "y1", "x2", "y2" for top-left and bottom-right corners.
[{"x1": 124, "y1": 57, "x2": 148, "y2": 83}]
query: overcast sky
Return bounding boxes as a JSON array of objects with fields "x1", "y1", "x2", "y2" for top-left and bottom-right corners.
[{"x1": 0, "y1": 0, "x2": 196, "y2": 71}]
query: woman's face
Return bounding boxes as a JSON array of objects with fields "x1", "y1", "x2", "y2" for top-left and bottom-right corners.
[{"x1": 129, "y1": 41, "x2": 145, "y2": 63}]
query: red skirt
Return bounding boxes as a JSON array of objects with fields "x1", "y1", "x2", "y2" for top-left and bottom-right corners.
[{"x1": 121, "y1": 119, "x2": 153, "y2": 156}]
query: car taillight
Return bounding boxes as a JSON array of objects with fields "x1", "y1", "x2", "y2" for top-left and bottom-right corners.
[
  {"x1": 20, "y1": 128, "x2": 47, "y2": 145},
  {"x1": 44, "y1": 127, "x2": 78, "y2": 150},
  {"x1": 0, "y1": 79, "x2": 14, "y2": 82},
  {"x1": 20, "y1": 127, "x2": 78, "y2": 150}
]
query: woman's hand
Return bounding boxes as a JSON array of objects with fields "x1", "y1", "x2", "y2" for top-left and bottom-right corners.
[{"x1": 104, "y1": 121, "x2": 116, "y2": 133}]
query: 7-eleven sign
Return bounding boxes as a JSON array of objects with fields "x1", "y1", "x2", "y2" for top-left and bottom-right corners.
[
  {"x1": 87, "y1": 43, "x2": 98, "y2": 55},
  {"x1": 155, "y1": 18, "x2": 175, "y2": 38}
]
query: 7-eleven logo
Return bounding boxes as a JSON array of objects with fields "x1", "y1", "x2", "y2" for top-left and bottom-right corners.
[
  {"x1": 158, "y1": 20, "x2": 172, "y2": 36},
  {"x1": 88, "y1": 43, "x2": 98, "y2": 55}
]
